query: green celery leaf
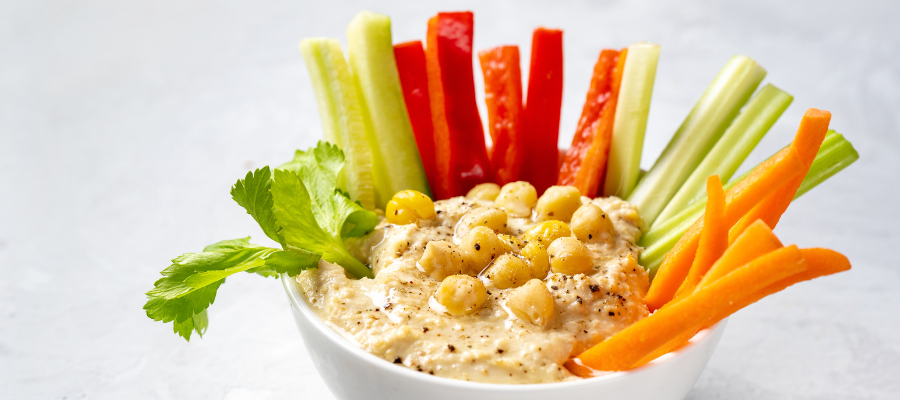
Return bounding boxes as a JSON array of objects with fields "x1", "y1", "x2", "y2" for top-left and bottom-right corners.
[
  {"x1": 272, "y1": 142, "x2": 377, "y2": 278},
  {"x1": 278, "y1": 142, "x2": 377, "y2": 240},
  {"x1": 263, "y1": 247, "x2": 322, "y2": 275},
  {"x1": 173, "y1": 309, "x2": 208, "y2": 341},
  {"x1": 144, "y1": 237, "x2": 319, "y2": 341},
  {"x1": 231, "y1": 167, "x2": 284, "y2": 244}
]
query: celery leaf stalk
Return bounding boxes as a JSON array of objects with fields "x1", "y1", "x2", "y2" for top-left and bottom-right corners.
[
  {"x1": 653, "y1": 84, "x2": 793, "y2": 226},
  {"x1": 638, "y1": 131, "x2": 858, "y2": 277},
  {"x1": 627, "y1": 55, "x2": 766, "y2": 226},
  {"x1": 300, "y1": 38, "x2": 376, "y2": 210},
  {"x1": 347, "y1": 11, "x2": 431, "y2": 208},
  {"x1": 603, "y1": 43, "x2": 660, "y2": 198}
]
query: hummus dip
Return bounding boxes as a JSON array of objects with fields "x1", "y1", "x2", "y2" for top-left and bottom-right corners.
[{"x1": 296, "y1": 190, "x2": 648, "y2": 384}]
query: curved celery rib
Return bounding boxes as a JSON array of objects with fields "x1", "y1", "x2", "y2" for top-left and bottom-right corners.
[
  {"x1": 653, "y1": 84, "x2": 793, "y2": 226},
  {"x1": 639, "y1": 131, "x2": 858, "y2": 277},
  {"x1": 603, "y1": 43, "x2": 660, "y2": 198},
  {"x1": 628, "y1": 56, "x2": 766, "y2": 226},
  {"x1": 347, "y1": 11, "x2": 431, "y2": 208},
  {"x1": 300, "y1": 39, "x2": 376, "y2": 210}
]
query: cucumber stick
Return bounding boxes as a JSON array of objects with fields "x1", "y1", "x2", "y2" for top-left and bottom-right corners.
[
  {"x1": 603, "y1": 43, "x2": 660, "y2": 198},
  {"x1": 300, "y1": 38, "x2": 376, "y2": 210},
  {"x1": 653, "y1": 84, "x2": 793, "y2": 226},
  {"x1": 348, "y1": 11, "x2": 431, "y2": 208},
  {"x1": 628, "y1": 55, "x2": 766, "y2": 226}
]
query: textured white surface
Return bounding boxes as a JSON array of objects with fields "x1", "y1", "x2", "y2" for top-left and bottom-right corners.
[{"x1": 1, "y1": 0, "x2": 898, "y2": 399}]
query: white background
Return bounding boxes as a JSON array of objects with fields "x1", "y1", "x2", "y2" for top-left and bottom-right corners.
[{"x1": 2, "y1": 0, "x2": 898, "y2": 399}]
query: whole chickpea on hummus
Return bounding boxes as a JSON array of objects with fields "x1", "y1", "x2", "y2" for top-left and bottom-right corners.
[{"x1": 297, "y1": 181, "x2": 649, "y2": 384}]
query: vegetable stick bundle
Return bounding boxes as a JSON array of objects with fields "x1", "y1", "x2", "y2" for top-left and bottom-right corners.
[{"x1": 566, "y1": 109, "x2": 852, "y2": 375}]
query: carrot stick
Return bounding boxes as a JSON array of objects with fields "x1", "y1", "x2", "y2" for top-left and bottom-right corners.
[
  {"x1": 697, "y1": 219, "x2": 783, "y2": 288},
  {"x1": 558, "y1": 49, "x2": 623, "y2": 197},
  {"x1": 568, "y1": 246, "x2": 807, "y2": 374},
  {"x1": 629, "y1": 328, "x2": 697, "y2": 369},
  {"x1": 729, "y1": 108, "x2": 831, "y2": 240},
  {"x1": 631, "y1": 247, "x2": 849, "y2": 368},
  {"x1": 702, "y1": 247, "x2": 850, "y2": 328},
  {"x1": 674, "y1": 175, "x2": 727, "y2": 297},
  {"x1": 479, "y1": 46, "x2": 524, "y2": 185},
  {"x1": 644, "y1": 147, "x2": 805, "y2": 310},
  {"x1": 639, "y1": 219, "x2": 785, "y2": 363}
]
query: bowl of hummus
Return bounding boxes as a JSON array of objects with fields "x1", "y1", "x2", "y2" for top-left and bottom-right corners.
[{"x1": 282, "y1": 182, "x2": 727, "y2": 399}]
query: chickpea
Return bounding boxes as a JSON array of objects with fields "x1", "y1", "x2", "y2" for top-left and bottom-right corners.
[
  {"x1": 497, "y1": 234, "x2": 524, "y2": 253},
  {"x1": 418, "y1": 241, "x2": 471, "y2": 280},
  {"x1": 455, "y1": 207, "x2": 508, "y2": 239},
  {"x1": 523, "y1": 220, "x2": 572, "y2": 247},
  {"x1": 570, "y1": 203, "x2": 616, "y2": 243},
  {"x1": 466, "y1": 183, "x2": 501, "y2": 201},
  {"x1": 534, "y1": 186, "x2": 582, "y2": 222},
  {"x1": 520, "y1": 242, "x2": 550, "y2": 280},
  {"x1": 385, "y1": 190, "x2": 436, "y2": 225},
  {"x1": 547, "y1": 237, "x2": 594, "y2": 275},
  {"x1": 435, "y1": 275, "x2": 487, "y2": 316},
  {"x1": 459, "y1": 226, "x2": 508, "y2": 273},
  {"x1": 483, "y1": 253, "x2": 532, "y2": 289},
  {"x1": 506, "y1": 279, "x2": 555, "y2": 327},
  {"x1": 494, "y1": 181, "x2": 537, "y2": 217}
]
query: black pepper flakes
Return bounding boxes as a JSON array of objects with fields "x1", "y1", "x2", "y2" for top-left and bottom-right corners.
[
  {"x1": 394, "y1": 357, "x2": 402, "y2": 364},
  {"x1": 609, "y1": 311, "x2": 615, "y2": 316},
  {"x1": 474, "y1": 243, "x2": 481, "y2": 251},
  {"x1": 589, "y1": 284, "x2": 600, "y2": 292},
  {"x1": 423, "y1": 327, "x2": 429, "y2": 333},
  {"x1": 448, "y1": 345, "x2": 456, "y2": 352}
]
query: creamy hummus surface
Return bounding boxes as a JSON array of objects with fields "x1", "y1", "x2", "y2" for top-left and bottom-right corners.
[{"x1": 297, "y1": 190, "x2": 649, "y2": 384}]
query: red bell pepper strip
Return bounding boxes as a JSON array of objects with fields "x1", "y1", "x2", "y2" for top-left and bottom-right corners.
[
  {"x1": 521, "y1": 28, "x2": 564, "y2": 194},
  {"x1": 478, "y1": 46, "x2": 524, "y2": 185},
  {"x1": 558, "y1": 48, "x2": 625, "y2": 197},
  {"x1": 394, "y1": 40, "x2": 438, "y2": 193},
  {"x1": 425, "y1": 12, "x2": 494, "y2": 199}
]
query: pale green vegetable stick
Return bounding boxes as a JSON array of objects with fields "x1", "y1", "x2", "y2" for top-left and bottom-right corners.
[
  {"x1": 300, "y1": 38, "x2": 376, "y2": 210},
  {"x1": 654, "y1": 84, "x2": 793, "y2": 226},
  {"x1": 348, "y1": 11, "x2": 431, "y2": 208},
  {"x1": 603, "y1": 43, "x2": 660, "y2": 198},
  {"x1": 628, "y1": 55, "x2": 766, "y2": 226}
]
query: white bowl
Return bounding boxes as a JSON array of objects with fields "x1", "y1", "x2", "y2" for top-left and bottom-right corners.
[{"x1": 282, "y1": 274, "x2": 727, "y2": 400}]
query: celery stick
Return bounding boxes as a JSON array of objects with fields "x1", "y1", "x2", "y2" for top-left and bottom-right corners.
[
  {"x1": 300, "y1": 38, "x2": 376, "y2": 210},
  {"x1": 627, "y1": 56, "x2": 766, "y2": 226},
  {"x1": 653, "y1": 84, "x2": 793, "y2": 226},
  {"x1": 603, "y1": 43, "x2": 660, "y2": 198},
  {"x1": 638, "y1": 131, "x2": 858, "y2": 277},
  {"x1": 347, "y1": 11, "x2": 431, "y2": 208}
]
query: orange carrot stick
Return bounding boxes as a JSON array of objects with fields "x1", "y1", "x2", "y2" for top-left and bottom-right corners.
[
  {"x1": 629, "y1": 327, "x2": 697, "y2": 369},
  {"x1": 644, "y1": 147, "x2": 805, "y2": 310},
  {"x1": 631, "y1": 247, "x2": 849, "y2": 368},
  {"x1": 703, "y1": 247, "x2": 850, "y2": 328},
  {"x1": 674, "y1": 175, "x2": 727, "y2": 297},
  {"x1": 645, "y1": 219, "x2": 785, "y2": 363},
  {"x1": 568, "y1": 246, "x2": 807, "y2": 374},
  {"x1": 697, "y1": 219, "x2": 783, "y2": 288},
  {"x1": 729, "y1": 109, "x2": 831, "y2": 241}
]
